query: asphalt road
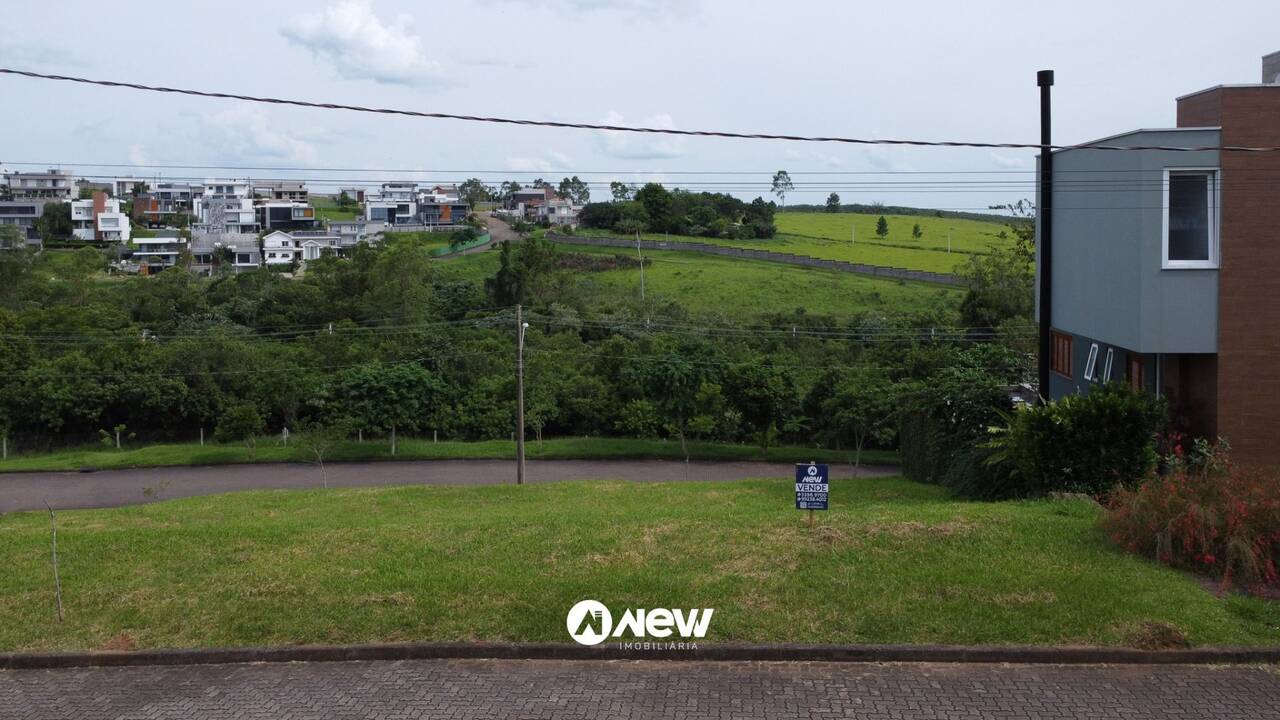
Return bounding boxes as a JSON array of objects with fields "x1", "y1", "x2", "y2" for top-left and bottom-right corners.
[
  {"x1": 0, "y1": 459, "x2": 896, "y2": 513},
  {"x1": 5, "y1": 659, "x2": 1279, "y2": 719}
]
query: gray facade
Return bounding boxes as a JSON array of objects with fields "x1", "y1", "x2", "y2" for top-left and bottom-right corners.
[{"x1": 1037, "y1": 127, "x2": 1221, "y2": 354}]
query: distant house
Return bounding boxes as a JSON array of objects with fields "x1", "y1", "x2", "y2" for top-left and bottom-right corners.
[
  {"x1": 0, "y1": 201, "x2": 44, "y2": 247},
  {"x1": 133, "y1": 229, "x2": 186, "y2": 274},
  {"x1": 256, "y1": 201, "x2": 318, "y2": 231},
  {"x1": 4, "y1": 168, "x2": 74, "y2": 203},
  {"x1": 509, "y1": 186, "x2": 578, "y2": 226},
  {"x1": 193, "y1": 180, "x2": 258, "y2": 234},
  {"x1": 189, "y1": 231, "x2": 261, "y2": 274},
  {"x1": 328, "y1": 219, "x2": 385, "y2": 248},
  {"x1": 71, "y1": 192, "x2": 131, "y2": 243},
  {"x1": 1039, "y1": 52, "x2": 1280, "y2": 466},
  {"x1": 262, "y1": 230, "x2": 301, "y2": 266},
  {"x1": 133, "y1": 182, "x2": 198, "y2": 227},
  {"x1": 365, "y1": 182, "x2": 470, "y2": 229},
  {"x1": 253, "y1": 180, "x2": 308, "y2": 202}
]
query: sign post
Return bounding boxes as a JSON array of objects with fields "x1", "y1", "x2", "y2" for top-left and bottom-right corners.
[{"x1": 795, "y1": 462, "x2": 829, "y2": 527}]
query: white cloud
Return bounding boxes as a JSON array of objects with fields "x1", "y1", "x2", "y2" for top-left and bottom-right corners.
[
  {"x1": 989, "y1": 151, "x2": 1030, "y2": 169},
  {"x1": 504, "y1": 151, "x2": 573, "y2": 173},
  {"x1": 597, "y1": 111, "x2": 686, "y2": 160},
  {"x1": 280, "y1": 0, "x2": 444, "y2": 86},
  {"x1": 200, "y1": 107, "x2": 320, "y2": 165}
]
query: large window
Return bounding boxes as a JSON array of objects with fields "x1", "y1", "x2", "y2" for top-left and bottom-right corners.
[
  {"x1": 1163, "y1": 169, "x2": 1218, "y2": 269},
  {"x1": 1051, "y1": 331, "x2": 1073, "y2": 378}
]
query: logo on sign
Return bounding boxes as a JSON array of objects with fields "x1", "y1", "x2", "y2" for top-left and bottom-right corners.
[{"x1": 566, "y1": 600, "x2": 714, "y2": 647}]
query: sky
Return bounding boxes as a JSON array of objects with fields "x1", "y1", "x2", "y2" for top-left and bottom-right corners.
[{"x1": 1, "y1": 0, "x2": 1277, "y2": 210}]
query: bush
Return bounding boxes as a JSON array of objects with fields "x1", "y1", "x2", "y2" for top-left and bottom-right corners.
[
  {"x1": 1003, "y1": 383, "x2": 1166, "y2": 496},
  {"x1": 898, "y1": 366, "x2": 1011, "y2": 485},
  {"x1": 215, "y1": 403, "x2": 265, "y2": 447},
  {"x1": 1103, "y1": 442, "x2": 1280, "y2": 589}
]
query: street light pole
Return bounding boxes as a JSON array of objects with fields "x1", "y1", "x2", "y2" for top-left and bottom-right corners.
[
  {"x1": 1037, "y1": 69, "x2": 1055, "y2": 403},
  {"x1": 516, "y1": 304, "x2": 527, "y2": 485}
]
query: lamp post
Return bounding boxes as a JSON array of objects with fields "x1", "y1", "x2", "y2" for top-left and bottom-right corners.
[{"x1": 516, "y1": 305, "x2": 528, "y2": 485}]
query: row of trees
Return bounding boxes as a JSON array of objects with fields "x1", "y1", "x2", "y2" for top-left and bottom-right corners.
[
  {"x1": 579, "y1": 183, "x2": 777, "y2": 239},
  {"x1": 0, "y1": 231, "x2": 1026, "y2": 457}
]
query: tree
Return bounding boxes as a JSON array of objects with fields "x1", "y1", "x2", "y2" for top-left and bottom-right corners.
[
  {"x1": 875, "y1": 215, "x2": 889, "y2": 238},
  {"x1": 336, "y1": 190, "x2": 357, "y2": 210},
  {"x1": 557, "y1": 176, "x2": 590, "y2": 205},
  {"x1": 331, "y1": 363, "x2": 444, "y2": 455},
  {"x1": 912, "y1": 223, "x2": 923, "y2": 239},
  {"x1": 634, "y1": 184, "x2": 674, "y2": 233},
  {"x1": 296, "y1": 418, "x2": 349, "y2": 488},
  {"x1": 0, "y1": 224, "x2": 25, "y2": 250},
  {"x1": 726, "y1": 362, "x2": 797, "y2": 459},
  {"x1": 825, "y1": 193, "x2": 840, "y2": 212},
  {"x1": 499, "y1": 181, "x2": 524, "y2": 207},
  {"x1": 214, "y1": 403, "x2": 265, "y2": 452},
  {"x1": 771, "y1": 170, "x2": 794, "y2": 207},
  {"x1": 825, "y1": 369, "x2": 898, "y2": 472},
  {"x1": 37, "y1": 202, "x2": 72, "y2": 241},
  {"x1": 459, "y1": 178, "x2": 496, "y2": 206},
  {"x1": 609, "y1": 181, "x2": 636, "y2": 202},
  {"x1": 956, "y1": 246, "x2": 1034, "y2": 329}
]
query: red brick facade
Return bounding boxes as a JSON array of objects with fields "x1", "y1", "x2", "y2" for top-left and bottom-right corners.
[{"x1": 1177, "y1": 86, "x2": 1280, "y2": 466}]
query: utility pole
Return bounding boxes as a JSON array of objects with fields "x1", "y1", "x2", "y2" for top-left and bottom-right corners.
[
  {"x1": 851, "y1": 223, "x2": 855, "y2": 246},
  {"x1": 1037, "y1": 69, "x2": 1055, "y2": 402},
  {"x1": 515, "y1": 304, "x2": 527, "y2": 485},
  {"x1": 635, "y1": 230, "x2": 645, "y2": 303}
]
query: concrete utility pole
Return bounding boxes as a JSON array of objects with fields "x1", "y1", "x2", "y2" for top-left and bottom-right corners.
[
  {"x1": 1037, "y1": 70, "x2": 1055, "y2": 402},
  {"x1": 515, "y1": 305, "x2": 528, "y2": 485},
  {"x1": 635, "y1": 230, "x2": 645, "y2": 302}
]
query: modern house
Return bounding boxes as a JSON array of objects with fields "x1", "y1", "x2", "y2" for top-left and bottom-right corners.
[
  {"x1": 189, "y1": 231, "x2": 261, "y2": 275},
  {"x1": 365, "y1": 182, "x2": 420, "y2": 225},
  {"x1": 133, "y1": 182, "x2": 198, "y2": 226},
  {"x1": 132, "y1": 229, "x2": 186, "y2": 274},
  {"x1": 0, "y1": 201, "x2": 44, "y2": 247},
  {"x1": 1039, "y1": 53, "x2": 1280, "y2": 466},
  {"x1": 365, "y1": 182, "x2": 470, "y2": 229},
  {"x1": 193, "y1": 180, "x2": 258, "y2": 234},
  {"x1": 262, "y1": 230, "x2": 302, "y2": 267},
  {"x1": 253, "y1": 181, "x2": 308, "y2": 202},
  {"x1": 328, "y1": 219, "x2": 385, "y2": 248},
  {"x1": 256, "y1": 201, "x2": 318, "y2": 231},
  {"x1": 3, "y1": 168, "x2": 74, "y2": 203},
  {"x1": 508, "y1": 186, "x2": 578, "y2": 225},
  {"x1": 70, "y1": 192, "x2": 131, "y2": 243}
]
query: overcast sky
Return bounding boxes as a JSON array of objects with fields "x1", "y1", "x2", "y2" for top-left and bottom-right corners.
[{"x1": 1, "y1": 0, "x2": 1276, "y2": 209}]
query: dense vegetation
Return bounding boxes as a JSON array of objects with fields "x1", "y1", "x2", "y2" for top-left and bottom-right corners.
[
  {"x1": 0, "y1": 231, "x2": 1025, "y2": 456},
  {"x1": 579, "y1": 183, "x2": 778, "y2": 239}
]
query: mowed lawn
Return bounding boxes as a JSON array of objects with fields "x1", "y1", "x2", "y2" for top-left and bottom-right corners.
[
  {"x1": 575, "y1": 212, "x2": 1017, "y2": 274},
  {"x1": 0, "y1": 477, "x2": 1275, "y2": 651},
  {"x1": 440, "y1": 243, "x2": 961, "y2": 317}
]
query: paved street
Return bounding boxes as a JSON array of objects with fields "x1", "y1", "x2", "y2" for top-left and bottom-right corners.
[
  {"x1": 0, "y1": 459, "x2": 896, "y2": 513},
  {"x1": 4, "y1": 658, "x2": 1279, "y2": 719}
]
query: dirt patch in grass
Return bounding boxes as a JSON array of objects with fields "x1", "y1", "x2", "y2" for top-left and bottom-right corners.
[
  {"x1": 862, "y1": 520, "x2": 977, "y2": 539},
  {"x1": 1120, "y1": 620, "x2": 1191, "y2": 650}
]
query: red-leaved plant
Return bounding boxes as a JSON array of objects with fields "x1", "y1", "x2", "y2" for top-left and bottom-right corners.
[{"x1": 1102, "y1": 439, "x2": 1280, "y2": 590}]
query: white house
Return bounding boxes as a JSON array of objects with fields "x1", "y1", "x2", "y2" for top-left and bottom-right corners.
[
  {"x1": 194, "y1": 179, "x2": 258, "y2": 233},
  {"x1": 71, "y1": 192, "x2": 131, "y2": 243},
  {"x1": 132, "y1": 229, "x2": 186, "y2": 273},
  {"x1": 261, "y1": 230, "x2": 300, "y2": 266}
]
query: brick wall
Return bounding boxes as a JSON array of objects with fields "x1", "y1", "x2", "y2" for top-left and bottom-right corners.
[{"x1": 1179, "y1": 87, "x2": 1280, "y2": 466}]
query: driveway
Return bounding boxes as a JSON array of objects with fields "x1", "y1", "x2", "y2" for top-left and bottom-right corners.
[
  {"x1": 4, "y1": 658, "x2": 1278, "y2": 719},
  {"x1": 0, "y1": 459, "x2": 897, "y2": 513}
]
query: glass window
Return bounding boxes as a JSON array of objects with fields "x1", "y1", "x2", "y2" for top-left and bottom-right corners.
[{"x1": 1164, "y1": 170, "x2": 1216, "y2": 267}]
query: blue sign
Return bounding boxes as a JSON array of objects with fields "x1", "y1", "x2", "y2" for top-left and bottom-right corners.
[{"x1": 795, "y1": 463, "x2": 829, "y2": 510}]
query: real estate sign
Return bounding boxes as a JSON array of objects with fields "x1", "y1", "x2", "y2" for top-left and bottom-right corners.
[{"x1": 794, "y1": 463, "x2": 829, "y2": 511}]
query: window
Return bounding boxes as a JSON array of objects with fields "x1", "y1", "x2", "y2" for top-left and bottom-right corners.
[
  {"x1": 236, "y1": 253, "x2": 252, "y2": 264},
  {"x1": 1163, "y1": 169, "x2": 1218, "y2": 269},
  {"x1": 1102, "y1": 348, "x2": 1115, "y2": 383},
  {"x1": 1083, "y1": 343, "x2": 1099, "y2": 381},
  {"x1": 1051, "y1": 332, "x2": 1073, "y2": 378},
  {"x1": 1128, "y1": 357, "x2": 1145, "y2": 392}
]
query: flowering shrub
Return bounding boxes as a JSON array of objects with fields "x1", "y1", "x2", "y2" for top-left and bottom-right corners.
[{"x1": 1103, "y1": 442, "x2": 1280, "y2": 589}]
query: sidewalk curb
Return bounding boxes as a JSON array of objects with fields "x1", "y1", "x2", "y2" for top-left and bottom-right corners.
[{"x1": 4, "y1": 642, "x2": 1280, "y2": 670}]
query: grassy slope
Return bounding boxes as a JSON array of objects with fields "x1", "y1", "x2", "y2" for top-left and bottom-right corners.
[
  {"x1": 574, "y1": 212, "x2": 1015, "y2": 274},
  {"x1": 0, "y1": 437, "x2": 898, "y2": 473},
  {"x1": 0, "y1": 477, "x2": 1274, "y2": 651},
  {"x1": 439, "y1": 243, "x2": 960, "y2": 317},
  {"x1": 311, "y1": 196, "x2": 359, "y2": 222}
]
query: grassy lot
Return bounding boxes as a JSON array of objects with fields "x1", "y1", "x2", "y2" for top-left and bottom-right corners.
[
  {"x1": 439, "y1": 243, "x2": 961, "y2": 317},
  {"x1": 0, "y1": 437, "x2": 898, "y2": 473},
  {"x1": 572, "y1": 212, "x2": 1018, "y2": 274},
  {"x1": 0, "y1": 477, "x2": 1275, "y2": 651},
  {"x1": 311, "y1": 196, "x2": 359, "y2": 222}
]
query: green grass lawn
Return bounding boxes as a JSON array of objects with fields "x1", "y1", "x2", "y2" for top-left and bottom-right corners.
[
  {"x1": 440, "y1": 243, "x2": 961, "y2": 318},
  {"x1": 0, "y1": 436, "x2": 898, "y2": 473},
  {"x1": 572, "y1": 212, "x2": 1018, "y2": 274},
  {"x1": 0, "y1": 477, "x2": 1274, "y2": 651},
  {"x1": 311, "y1": 196, "x2": 359, "y2": 222}
]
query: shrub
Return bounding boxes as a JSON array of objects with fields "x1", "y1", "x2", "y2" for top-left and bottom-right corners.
[
  {"x1": 898, "y1": 366, "x2": 1011, "y2": 485},
  {"x1": 1103, "y1": 442, "x2": 1280, "y2": 589},
  {"x1": 1004, "y1": 383, "x2": 1166, "y2": 496},
  {"x1": 215, "y1": 403, "x2": 265, "y2": 448}
]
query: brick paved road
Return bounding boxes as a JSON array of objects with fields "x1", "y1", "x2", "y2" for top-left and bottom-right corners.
[{"x1": 4, "y1": 659, "x2": 1280, "y2": 719}]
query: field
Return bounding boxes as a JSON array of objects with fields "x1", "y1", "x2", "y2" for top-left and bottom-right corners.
[
  {"x1": 440, "y1": 242, "x2": 961, "y2": 318},
  {"x1": 575, "y1": 212, "x2": 1018, "y2": 274},
  {"x1": 0, "y1": 477, "x2": 1274, "y2": 651},
  {"x1": 0, "y1": 437, "x2": 897, "y2": 473},
  {"x1": 311, "y1": 196, "x2": 360, "y2": 222}
]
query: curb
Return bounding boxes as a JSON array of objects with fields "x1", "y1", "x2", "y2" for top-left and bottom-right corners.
[{"x1": 4, "y1": 642, "x2": 1280, "y2": 670}]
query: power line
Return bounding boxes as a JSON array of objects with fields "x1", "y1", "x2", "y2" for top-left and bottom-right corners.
[{"x1": 3, "y1": 67, "x2": 1279, "y2": 153}]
